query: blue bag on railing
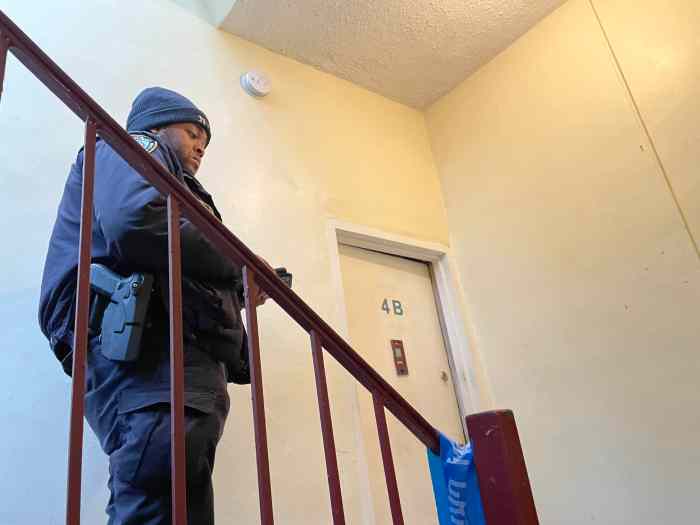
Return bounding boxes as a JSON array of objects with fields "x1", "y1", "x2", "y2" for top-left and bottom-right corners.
[{"x1": 427, "y1": 433, "x2": 486, "y2": 525}]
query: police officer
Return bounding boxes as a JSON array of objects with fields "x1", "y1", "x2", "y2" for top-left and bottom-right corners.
[{"x1": 39, "y1": 87, "x2": 261, "y2": 524}]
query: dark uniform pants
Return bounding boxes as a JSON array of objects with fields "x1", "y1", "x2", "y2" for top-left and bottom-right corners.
[
  {"x1": 85, "y1": 324, "x2": 230, "y2": 525},
  {"x1": 106, "y1": 404, "x2": 221, "y2": 525}
]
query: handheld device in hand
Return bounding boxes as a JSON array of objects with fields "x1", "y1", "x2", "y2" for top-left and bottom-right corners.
[
  {"x1": 275, "y1": 267, "x2": 293, "y2": 288},
  {"x1": 234, "y1": 266, "x2": 292, "y2": 305}
]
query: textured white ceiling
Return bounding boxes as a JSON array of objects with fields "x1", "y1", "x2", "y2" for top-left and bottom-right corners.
[{"x1": 218, "y1": 0, "x2": 567, "y2": 108}]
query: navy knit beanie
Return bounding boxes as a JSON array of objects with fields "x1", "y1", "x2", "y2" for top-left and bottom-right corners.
[{"x1": 126, "y1": 87, "x2": 211, "y2": 145}]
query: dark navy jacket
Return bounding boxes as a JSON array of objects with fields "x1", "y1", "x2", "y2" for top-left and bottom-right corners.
[{"x1": 38, "y1": 133, "x2": 247, "y2": 382}]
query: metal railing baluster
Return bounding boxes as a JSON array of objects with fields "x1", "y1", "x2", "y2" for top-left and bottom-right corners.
[
  {"x1": 243, "y1": 267, "x2": 274, "y2": 524},
  {"x1": 310, "y1": 331, "x2": 346, "y2": 524},
  {"x1": 0, "y1": 31, "x2": 8, "y2": 101},
  {"x1": 372, "y1": 394, "x2": 405, "y2": 525},
  {"x1": 167, "y1": 196, "x2": 187, "y2": 525},
  {"x1": 65, "y1": 119, "x2": 96, "y2": 525}
]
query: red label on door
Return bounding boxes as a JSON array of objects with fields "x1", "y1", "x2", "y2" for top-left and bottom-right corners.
[{"x1": 391, "y1": 340, "x2": 408, "y2": 376}]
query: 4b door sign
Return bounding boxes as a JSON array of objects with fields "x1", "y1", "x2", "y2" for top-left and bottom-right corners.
[{"x1": 381, "y1": 299, "x2": 405, "y2": 316}]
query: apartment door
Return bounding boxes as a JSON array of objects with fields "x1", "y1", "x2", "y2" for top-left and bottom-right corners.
[{"x1": 338, "y1": 244, "x2": 463, "y2": 524}]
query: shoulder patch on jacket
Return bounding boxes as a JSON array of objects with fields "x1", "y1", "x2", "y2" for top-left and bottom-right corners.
[{"x1": 131, "y1": 133, "x2": 158, "y2": 154}]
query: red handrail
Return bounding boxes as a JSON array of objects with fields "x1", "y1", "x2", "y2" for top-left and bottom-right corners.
[{"x1": 0, "y1": 9, "x2": 539, "y2": 525}]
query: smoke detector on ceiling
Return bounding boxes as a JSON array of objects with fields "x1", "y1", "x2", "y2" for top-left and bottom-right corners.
[{"x1": 241, "y1": 71, "x2": 271, "y2": 97}]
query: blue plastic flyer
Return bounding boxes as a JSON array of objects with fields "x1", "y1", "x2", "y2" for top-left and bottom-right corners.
[{"x1": 427, "y1": 433, "x2": 486, "y2": 525}]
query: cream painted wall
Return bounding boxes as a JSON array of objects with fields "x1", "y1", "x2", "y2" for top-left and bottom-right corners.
[
  {"x1": 592, "y1": 0, "x2": 700, "y2": 257},
  {"x1": 426, "y1": 0, "x2": 700, "y2": 523},
  {"x1": 0, "y1": 1, "x2": 448, "y2": 523}
]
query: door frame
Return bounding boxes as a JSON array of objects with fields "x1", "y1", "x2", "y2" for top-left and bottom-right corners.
[{"x1": 326, "y1": 219, "x2": 487, "y2": 436}]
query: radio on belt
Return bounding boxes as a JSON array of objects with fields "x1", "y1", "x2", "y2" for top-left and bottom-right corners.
[{"x1": 391, "y1": 339, "x2": 408, "y2": 376}]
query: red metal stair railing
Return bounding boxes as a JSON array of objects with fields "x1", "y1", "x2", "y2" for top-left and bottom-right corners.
[
  {"x1": 168, "y1": 196, "x2": 188, "y2": 525},
  {"x1": 242, "y1": 267, "x2": 274, "y2": 524},
  {"x1": 0, "y1": 9, "x2": 539, "y2": 525},
  {"x1": 310, "y1": 329, "x2": 346, "y2": 524},
  {"x1": 64, "y1": 118, "x2": 96, "y2": 524}
]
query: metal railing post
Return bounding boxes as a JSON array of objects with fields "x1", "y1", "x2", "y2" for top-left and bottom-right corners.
[
  {"x1": 243, "y1": 267, "x2": 274, "y2": 524},
  {"x1": 0, "y1": 31, "x2": 8, "y2": 102},
  {"x1": 372, "y1": 394, "x2": 404, "y2": 525},
  {"x1": 167, "y1": 196, "x2": 188, "y2": 525},
  {"x1": 467, "y1": 410, "x2": 539, "y2": 525},
  {"x1": 310, "y1": 331, "x2": 346, "y2": 524},
  {"x1": 65, "y1": 119, "x2": 96, "y2": 525}
]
